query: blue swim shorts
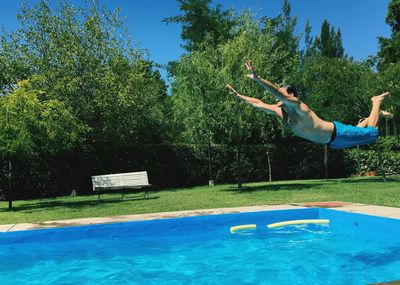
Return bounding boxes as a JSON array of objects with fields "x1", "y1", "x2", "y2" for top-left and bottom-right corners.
[{"x1": 327, "y1": 121, "x2": 379, "y2": 149}]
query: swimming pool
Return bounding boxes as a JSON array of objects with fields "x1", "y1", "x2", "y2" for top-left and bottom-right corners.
[{"x1": 1, "y1": 208, "x2": 400, "y2": 284}]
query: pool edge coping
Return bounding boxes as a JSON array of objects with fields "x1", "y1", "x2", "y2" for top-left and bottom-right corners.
[{"x1": 1, "y1": 202, "x2": 400, "y2": 232}]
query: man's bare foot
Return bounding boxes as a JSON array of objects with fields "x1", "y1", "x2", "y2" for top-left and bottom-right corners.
[
  {"x1": 380, "y1": 110, "x2": 393, "y2": 118},
  {"x1": 371, "y1": 92, "x2": 390, "y2": 104}
]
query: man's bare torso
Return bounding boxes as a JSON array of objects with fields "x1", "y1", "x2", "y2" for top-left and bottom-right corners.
[{"x1": 278, "y1": 101, "x2": 334, "y2": 144}]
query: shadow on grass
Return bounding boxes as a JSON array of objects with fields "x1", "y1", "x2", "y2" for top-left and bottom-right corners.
[
  {"x1": 224, "y1": 176, "x2": 400, "y2": 193},
  {"x1": 338, "y1": 176, "x2": 399, "y2": 183},
  {"x1": 223, "y1": 182, "x2": 326, "y2": 193},
  {"x1": 0, "y1": 196, "x2": 159, "y2": 213}
]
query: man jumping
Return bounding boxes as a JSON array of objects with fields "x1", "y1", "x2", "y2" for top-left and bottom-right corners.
[{"x1": 227, "y1": 61, "x2": 391, "y2": 149}]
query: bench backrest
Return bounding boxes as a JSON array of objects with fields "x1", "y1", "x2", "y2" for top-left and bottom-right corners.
[{"x1": 92, "y1": 171, "x2": 149, "y2": 190}]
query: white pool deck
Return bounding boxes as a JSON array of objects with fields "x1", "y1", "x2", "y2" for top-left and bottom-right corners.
[{"x1": 1, "y1": 202, "x2": 400, "y2": 232}]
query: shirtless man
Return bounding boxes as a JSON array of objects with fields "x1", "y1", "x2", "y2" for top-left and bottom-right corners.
[{"x1": 226, "y1": 61, "x2": 391, "y2": 149}]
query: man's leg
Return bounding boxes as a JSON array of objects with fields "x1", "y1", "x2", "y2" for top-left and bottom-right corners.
[
  {"x1": 357, "y1": 117, "x2": 369, "y2": 128},
  {"x1": 356, "y1": 110, "x2": 393, "y2": 128},
  {"x1": 358, "y1": 92, "x2": 390, "y2": 128}
]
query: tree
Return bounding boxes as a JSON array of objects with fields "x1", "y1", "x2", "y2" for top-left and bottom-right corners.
[
  {"x1": 0, "y1": 79, "x2": 83, "y2": 208},
  {"x1": 95, "y1": 57, "x2": 169, "y2": 147},
  {"x1": 377, "y1": 0, "x2": 400, "y2": 135},
  {"x1": 3, "y1": 0, "x2": 168, "y2": 147},
  {"x1": 313, "y1": 20, "x2": 345, "y2": 58},
  {"x1": 165, "y1": 0, "x2": 237, "y2": 184},
  {"x1": 260, "y1": 0, "x2": 300, "y2": 84},
  {"x1": 301, "y1": 20, "x2": 315, "y2": 60},
  {"x1": 163, "y1": 0, "x2": 236, "y2": 52},
  {"x1": 171, "y1": 11, "x2": 299, "y2": 187},
  {"x1": 378, "y1": 0, "x2": 400, "y2": 68},
  {"x1": 299, "y1": 57, "x2": 378, "y2": 123},
  {"x1": 0, "y1": 0, "x2": 169, "y2": 197},
  {"x1": 380, "y1": 64, "x2": 400, "y2": 136},
  {"x1": 0, "y1": 32, "x2": 31, "y2": 91},
  {"x1": 263, "y1": 0, "x2": 299, "y2": 57},
  {"x1": 298, "y1": 19, "x2": 345, "y2": 178}
]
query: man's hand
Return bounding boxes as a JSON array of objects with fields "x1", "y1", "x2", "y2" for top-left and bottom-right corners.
[
  {"x1": 226, "y1": 84, "x2": 238, "y2": 95},
  {"x1": 244, "y1": 61, "x2": 258, "y2": 80},
  {"x1": 226, "y1": 83, "x2": 239, "y2": 96}
]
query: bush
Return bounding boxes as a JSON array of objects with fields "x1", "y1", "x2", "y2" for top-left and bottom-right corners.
[{"x1": 345, "y1": 136, "x2": 400, "y2": 175}]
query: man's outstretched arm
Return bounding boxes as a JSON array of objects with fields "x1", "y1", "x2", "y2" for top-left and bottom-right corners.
[
  {"x1": 244, "y1": 61, "x2": 299, "y2": 106},
  {"x1": 226, "y1": 84, "x2": 282, "y2": 116},
  {"x1": 227, "y1": 84, "x2": 261, "y2": 105}
]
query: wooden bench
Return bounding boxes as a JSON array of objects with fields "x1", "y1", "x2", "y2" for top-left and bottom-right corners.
[{"x1": 92, "y1": 171, "x2": 151, "y2": 199}]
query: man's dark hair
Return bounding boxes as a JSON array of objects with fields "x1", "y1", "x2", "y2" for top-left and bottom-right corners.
[{"x1": 284, "y1": 85, "x2": 298, "y2": 98}]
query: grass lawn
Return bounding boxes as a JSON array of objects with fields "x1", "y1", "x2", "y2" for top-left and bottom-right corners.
[{"x1": 1, "y1": 176, "x2": 400, "y2": 224}]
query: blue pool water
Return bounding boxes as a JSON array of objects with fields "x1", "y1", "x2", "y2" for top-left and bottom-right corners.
[{"x1": 1, "y1": 208, "x2": 400, "y2": 284}]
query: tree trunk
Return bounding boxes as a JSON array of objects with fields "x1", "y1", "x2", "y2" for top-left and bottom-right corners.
[
  {"x1": 236, "y1": 145, "x2": 243, "y2": 191},
  {"x1": 5, "y1": 109, "x2": 13, "y2": 209},
  {"x1": 376, "y1": 143, "x2": 387, "y2": 182},
  {"x1": 7, "y1": 157, "x2": 12, "y2": 209},
  {"x1": 385, "y1": 117, "x2": 389, "y2": 136},
  {"x1": 324, "y1": 145, "x2": 328, "y2": 179},
  {"x1": 207, "y1": 141, "x2": 213, "y2": 185},
  {"x1": 356, "y1": 146, "x2": 361, "y2": 175},
  {"x1": 266, "y1": 149, "x2": 272, "y2": 182}
]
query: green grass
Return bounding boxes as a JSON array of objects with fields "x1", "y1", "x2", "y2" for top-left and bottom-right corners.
[{"x1": 1, "y1": 176, "x2": 400, "y2": 224}]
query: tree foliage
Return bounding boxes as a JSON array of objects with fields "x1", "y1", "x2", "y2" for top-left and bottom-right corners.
[
  {"x1": 163, "y1": 0, "x2": 236, "y2": 52},
  {"x1": 171, "y1": 11, "x2": 300, "y2": 147},
  {"x1": 377, "y1": 0, "x2": 400, "y2": 135},
  {"x1": 0, "y1": 0, "x2": 168, "y2": 148},
  {"x1": 297, "y1": 56, "x2": 380, "y2": 124},
  {"x1": 0, "y1": 0, "x2": 169, "y2": 200},
  {"x1": 312, "y1": 20, "x2": 345, "y2": 58},
  {"x1": 0, "y1": 79, "x2": 84, "y2": 157},
  {"x1": 378, "y1": 0, "x2": 400, "y2": 68}
]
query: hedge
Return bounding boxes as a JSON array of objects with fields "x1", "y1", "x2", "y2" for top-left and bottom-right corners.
[{"x1": 2, "y1": 136, "x2": 398, "y2": 200}]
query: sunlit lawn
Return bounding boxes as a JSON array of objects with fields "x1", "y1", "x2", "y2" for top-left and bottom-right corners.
[{"x1": 1, "y1": 176, "x2": 399, "y2": 224}]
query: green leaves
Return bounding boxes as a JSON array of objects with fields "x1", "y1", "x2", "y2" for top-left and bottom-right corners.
[
  {"x1": 297, "y1": 55, "x2": 379, "y2": 123},
  {"x1": 1, "y1": 0, "x2": 169, "y2": 151},
  {"x1": 0, "y1": 79, "x2": 84, "y2": 157},
  {"x1": 163, "y1": 0, "x2": 236, "y2": 52},
  {"x1": 0, "y1": 80, "x2": 39, "y2": 157},
  {"x1": 380, "y1": 63, "x2": 400, "y2": 131},
  {"x1": 313, "y1": 20, "x2": 344, "y2": 59},
  {"x1": 378, "y1": 0, "x2": 400, "y2": 68},
  {"x1": 171, "y1": 10, "x2": 300, "y2": 146}
]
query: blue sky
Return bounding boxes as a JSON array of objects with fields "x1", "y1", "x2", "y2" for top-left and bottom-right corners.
[{"x1": 0, "y1": 0, "x2": 392, "y2": 81}]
